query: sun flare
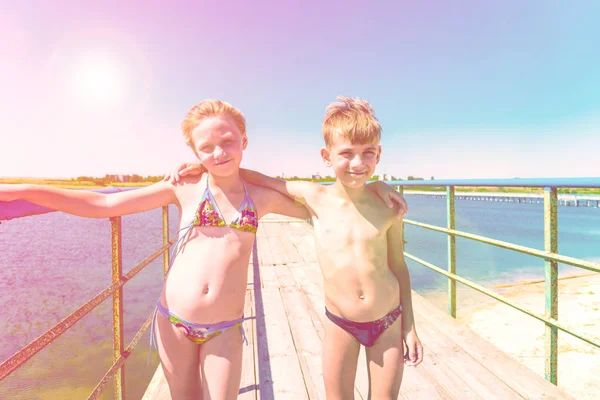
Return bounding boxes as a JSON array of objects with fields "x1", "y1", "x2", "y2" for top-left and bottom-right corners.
[{"x1": 68, "y1": 52, "x2": 129, "y2": 108}]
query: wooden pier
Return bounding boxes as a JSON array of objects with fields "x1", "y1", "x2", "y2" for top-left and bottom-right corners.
[{"x1": 142, "y1": 215, "x2": 573, "y2": 399}]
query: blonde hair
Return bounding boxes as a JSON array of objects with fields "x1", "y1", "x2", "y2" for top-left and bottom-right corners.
[
  {"x1": 181, "y1": 100, "x2": 247, "y2": 153},
  {"x1": 322, "y1": 96, "x2": 381, "y2": 147}
]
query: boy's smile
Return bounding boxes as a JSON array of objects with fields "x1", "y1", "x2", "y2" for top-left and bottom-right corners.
[{"x1": 321, "y1": 135, "x2": 381, "y2": 188}]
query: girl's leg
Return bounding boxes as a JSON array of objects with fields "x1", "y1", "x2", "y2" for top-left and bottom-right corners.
[
  {"x1": 154, "y1": 314, "x2": 202, "y2": 400},
  {"x1": 323, "y1": 317, "x2": 361, "y2": 400},
  {"x1": 199, "y1": 325, "x2": 244, "y2": 400},
  {"x1": 364, "y1": 315, "x2": 404, "y2": 400}
]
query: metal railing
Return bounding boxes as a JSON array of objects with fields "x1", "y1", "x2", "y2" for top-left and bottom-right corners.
[
  {"x1": 0, "y1": 201, "x2": 173, "y2": 400},
  {"x1": 392, "y1": 177, "x2": 600, "y2": 385},
  {"x1": 1, "y1": 178, "x2": 599, "y2": 393}
]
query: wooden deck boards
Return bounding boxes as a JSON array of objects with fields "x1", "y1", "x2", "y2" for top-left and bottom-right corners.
[{"x1": 143, "y1": 215, "x2": 574, "y2": 399}]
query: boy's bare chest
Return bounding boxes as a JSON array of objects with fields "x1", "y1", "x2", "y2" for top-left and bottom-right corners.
[{"x1": 314, "y1": 202, "x2": 392, "y2": 244}]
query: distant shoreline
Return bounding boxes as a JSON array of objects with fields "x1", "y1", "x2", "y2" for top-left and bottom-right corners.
[{"x1": 2, "y1": 177, "x2": 599, "y2": 194}]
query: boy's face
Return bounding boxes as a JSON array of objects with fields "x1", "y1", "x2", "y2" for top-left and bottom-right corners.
[
  {"x1": 321, "y1": 135, "x2": 381, "y2": 188},
  {"x1": 191, "y1": 115, "x2": 248, "y2": 177}
]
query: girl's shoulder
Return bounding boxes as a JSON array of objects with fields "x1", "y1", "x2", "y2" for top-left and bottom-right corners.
[{"x1": 171, "y1": 174, "x2": 206, "y2": 205}]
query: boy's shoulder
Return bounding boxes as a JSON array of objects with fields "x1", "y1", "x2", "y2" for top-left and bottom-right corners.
[{"x1": 363, "y1": 189, "x2": 400, "y2": 222}]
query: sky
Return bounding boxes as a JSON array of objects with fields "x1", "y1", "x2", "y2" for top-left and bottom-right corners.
[{"x1": 1, "y1": 0, "x2": 599, "y2": 179}]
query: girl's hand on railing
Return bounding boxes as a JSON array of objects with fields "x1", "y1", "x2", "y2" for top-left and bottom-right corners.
[
  {"x1": 163, "y1": 162, "x2": 206, "y2": 184},
  {"x1": 0, "y1": 184, "x2": 24, "y2": 203}
]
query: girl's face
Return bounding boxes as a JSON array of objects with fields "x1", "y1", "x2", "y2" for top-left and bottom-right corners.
[{"x1": 191, "y1": 115, "x2": 247, "y2": 177}]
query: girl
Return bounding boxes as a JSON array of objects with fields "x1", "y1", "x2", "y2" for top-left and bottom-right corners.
[{"x1": 1, "y1": 100, "x2": 310, "y2": 399}]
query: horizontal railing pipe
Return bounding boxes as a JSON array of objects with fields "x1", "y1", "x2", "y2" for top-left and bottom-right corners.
[
  {"x1": 403, "y1": 252, "x2": 600, "y2": 349},
  {"x1": 403, "y1": 219, "x2": 600, "y2": 274}
]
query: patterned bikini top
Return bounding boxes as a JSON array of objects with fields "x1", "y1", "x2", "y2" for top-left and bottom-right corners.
[{"x1": 192, "y1": 177, "x2": 259, "y2": 234}]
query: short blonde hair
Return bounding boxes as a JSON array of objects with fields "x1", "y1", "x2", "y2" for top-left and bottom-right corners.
[
  {"x1": 181, "y1": 100, "x2": 247, "y2": 153},
  {"x1": 322, "y1": 96, "x2": 381, "y2": 147}
]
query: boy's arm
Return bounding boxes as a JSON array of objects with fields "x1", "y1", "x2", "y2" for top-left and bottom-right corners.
[
  {"x1": 0, "y1": 182, "x2": 176, "y2": 219},
  {"x1": 240, "y1": 169, "x2": 321, "y2": 206},
  {"x1": 160, "y1": 164, "x2": 311, "y2": 219},
  {"x1": 260, "y1": 189, "x2": 311, "y2": 220},
  {"x1": 387, "y1": 215, "x2": 423, "y2": 365},
  {"x1": 162, "y1": 164, "x2": 322, "y2": 208}
]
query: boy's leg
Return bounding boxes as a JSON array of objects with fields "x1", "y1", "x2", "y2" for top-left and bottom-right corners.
[
  {"x1": 323, "y1": 316, "x2": 361, "y2": 400},
  {"x1": 154, "y1": 314, "x2": 202, "y2": 400},
  {"x1": 199, "y1": 326, "x2": 244, "y2": 400},
  {"x1": 364, "y1": 315, "x2": 404, "y2": 399}
]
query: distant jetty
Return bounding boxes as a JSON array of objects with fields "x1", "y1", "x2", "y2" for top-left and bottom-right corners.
[{"x1": 405, "y1": 191, "x2": 600, "y2": 207}]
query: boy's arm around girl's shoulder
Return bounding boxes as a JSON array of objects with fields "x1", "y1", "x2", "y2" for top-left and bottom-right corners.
[
  {"x1": 0, "y1": 181, "x2": 177, "y2": 219},
  {"x1": 254, "y1": 186, "x2": 311, "y2": 220}
]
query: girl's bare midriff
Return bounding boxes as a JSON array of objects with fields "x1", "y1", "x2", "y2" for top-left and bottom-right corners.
[{"x1": 159, "y1": 226, "x2": 255, "y2": 323}]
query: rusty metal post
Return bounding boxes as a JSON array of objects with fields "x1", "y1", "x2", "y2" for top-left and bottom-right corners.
[
  {"x1": 162, "y1": 206, "x2": 170, "y2": 275},
  {"x1": 447, "y1": 186, "x2": 456, "y2": 318},
  {"x1": 544, "y1": 187, "x2": 558, "y2": 384},
  {"x1": 397, "y1": 186, "x2": 406, "y2": 245},
  {"x1": 110, "y1": 217, "x2": 125, "y2": 399}
]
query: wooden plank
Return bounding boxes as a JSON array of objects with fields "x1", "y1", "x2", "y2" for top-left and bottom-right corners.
[
  {"x1": 402, "y1": 339, "x2": 484, "y2": 399},
  {"x1": 276, "y1": 235, "x2": 294, "y2": 265},
  {"x1": 287, "y1": 233, "x2": 318, "y2": 263},
  {"x1": 268, "y1": 234, "x2": 289, "y2": 265},
  {"x1": 259, "y1": 266, "x2": 280, "y2": 289},
  {"x1": 276, "y1": 266, "x2": 325, "y2": 400},
  {"x1": 141, "y1": 365, "x2": 171, "y2": 400},
  {"x1": 288, "y1": 267, "x2": 325, "y2": 341},
  {"x1": 413, "y1": 310, "x2": 521, "y2": 399},
  {"x1": 257, "y1": 235, "x2": 275, "y2": 266},
  {"x1": 412, "y1": 292, "x2": 575, "y2": 399},
  {"x1": 302, "y1": 263, "x2": 325, "y2": 292},
  {"x1": 256, "y1": 288, "x2": 309, "y2": 399},
  {"x1": 274, "y1": 222, "x2": 306, "y2": 265},
  {"x1": 239, "y1": 288, "x2": 257, "y2": 399},
  {"x1": 281, "y1": 233, "x2": 304, "y2": 265},
  {"x1": 270, "y1": 222, "x2": 292, "y2": 265},
  {"x1": 275, "y1": 265, "x2": 297, "y2": 288},
  {"x1": 285, "y1": 222, "x2": 309, "y2": 265},
  {"x1": 398, "y1": 362, "x2": 452, "y2": 400}
]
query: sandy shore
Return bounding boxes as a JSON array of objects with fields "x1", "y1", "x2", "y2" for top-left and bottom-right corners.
[{"x1": 423, "y1": 272, "x2": 600, "y2": 400}]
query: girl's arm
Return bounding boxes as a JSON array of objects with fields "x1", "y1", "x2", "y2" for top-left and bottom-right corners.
[
  {"x1": 367, "y1": 181, "x2": 408, "y2": 218},
  {"x1": 0, "y1": 182, "x2": 176, "y2": 218}
]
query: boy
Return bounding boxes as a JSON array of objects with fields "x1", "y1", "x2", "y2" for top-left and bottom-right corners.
[{"x1": 169, "y1": 96, "x2": 423, "y2": 399}]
